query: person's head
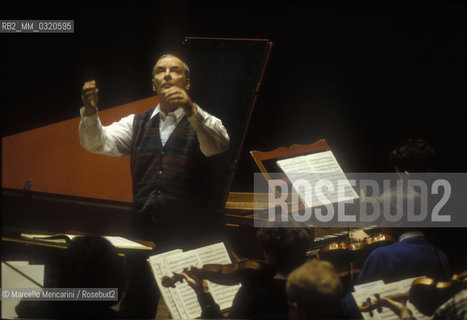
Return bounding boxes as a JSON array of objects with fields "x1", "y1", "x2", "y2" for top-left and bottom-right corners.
[
  {"x1": 286, "y1": 260, "x2": 343, "y2": 320},
  {"x1": 61, "y1": 236, "x2": 126, "y2": 303},
  {"x1": 152, "y1": 54, "x2": 191, "y2": 98},
  {"x1": 387, "y1": 138, "x2": 437, "y2": 173},
  {"x1": 256, "y1": 227, "x2": 313, "y2": 275}
]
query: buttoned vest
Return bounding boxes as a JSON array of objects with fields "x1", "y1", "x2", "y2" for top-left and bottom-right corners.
[{"x1": 130, "y1": 108, "x2": 208, "y2": 218}]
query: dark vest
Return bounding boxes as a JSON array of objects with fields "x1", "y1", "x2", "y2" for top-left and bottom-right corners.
[{"x1": 130, "y1": 108, "x2": 209, "y2": 220}]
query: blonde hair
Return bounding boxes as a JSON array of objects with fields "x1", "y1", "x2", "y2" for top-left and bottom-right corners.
[{"x1": 287, "y1": 260, "x2": 343, "y2": 318}]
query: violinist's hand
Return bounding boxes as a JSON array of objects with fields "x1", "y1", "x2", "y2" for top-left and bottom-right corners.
[
  {"x1": 81, "y1": 80, "x2": 99, "y2": 116},
  {"x1": 179, "y1": 265, "x2": 209, "y2": 296},
  {"x1": 380, "y1": 297, "x2": 413, "y2": 319}
]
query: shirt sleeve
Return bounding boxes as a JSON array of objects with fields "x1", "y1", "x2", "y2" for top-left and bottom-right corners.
[
  {"x1": 78, "y1": 107, "x2": 134, "y2": 156},
  {"x1": 187, "y1": 105, "x2": 230, "y2": 157}
]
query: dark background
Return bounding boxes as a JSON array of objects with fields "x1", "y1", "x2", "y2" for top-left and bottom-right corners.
[{"x1": 1, "y1": 0, "x2": 466, "y2": 192}]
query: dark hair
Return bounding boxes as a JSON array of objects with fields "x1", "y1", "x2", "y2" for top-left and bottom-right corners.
[
  {"x1": 62, "y1": 236, "x2": 126, "y2": 296},
  {"x1": 256, "y1": 227, "x2": 314, "y2": 274},
  {"x1": 15, "y1": 236, "x2": 126, "y2": 319},
  {"x1": 387, "y1": 138, "x2": 437, "y2": 172}
]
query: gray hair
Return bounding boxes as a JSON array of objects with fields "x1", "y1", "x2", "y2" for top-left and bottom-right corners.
[{"x1": 152, "y1": 54, "x2": 190, "y2": 78}]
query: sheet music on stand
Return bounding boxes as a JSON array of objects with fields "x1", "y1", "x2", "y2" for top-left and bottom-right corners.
[
  {"x1": 251, "y1": 140, "x2": 359, "y2": 212},
  {"x1": 276, "y1": 150, "x2": 359, "y2": 208},
  {"x1": 147, "y1": 242, "x2": 241, "y2": 319},
  {"x1": 351, "y1": 277, "x2": 430, "y2": 320}
]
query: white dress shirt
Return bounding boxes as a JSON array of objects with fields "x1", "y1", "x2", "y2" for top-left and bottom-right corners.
[{"x1": 79, "y1": 104, "x2": 229, "y2": 157}]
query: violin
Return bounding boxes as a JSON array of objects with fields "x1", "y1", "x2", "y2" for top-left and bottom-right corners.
[
  {"x1": 359, "y1": 292, "x2": 408, "y2": 317},
  {"x1": 319, "y1": 233, "x2": 395, "y2": 264},
  {"x1": 359, "y1": 270, "x2": 467, "y2": 316},
  {"x1": 409, "y1": 271, "x2": 466, "y2": 315},
  {"x1": 161, "y1": 260, "x2": 275, "y2": 288},
  {"x1": 451, "y1": 270, "x2": 467, "y2": 282}
]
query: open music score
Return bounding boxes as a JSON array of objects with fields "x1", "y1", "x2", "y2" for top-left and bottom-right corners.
[
  {"x1": 352, "y1": 277, "x2": 429, "y2": 320},
  {"x1": 20, "y1": 233, "x2": 153, "y2": 250},
  {"x1": 250, "y1": 139, "x2": 358, "y2": 211},
  {"x1": 276, "y1": 150, "x2": 359, "y2": 208},
  {"x1": 147, "y1": 242, "x2": 241, "y2": 319}
]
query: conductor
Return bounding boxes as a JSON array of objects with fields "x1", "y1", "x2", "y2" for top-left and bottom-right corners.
[{"x1": 79, "y1": 54, "x2": 230, "y2": 250}]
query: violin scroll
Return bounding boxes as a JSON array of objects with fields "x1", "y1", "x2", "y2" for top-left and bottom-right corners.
[
  {"x1": 161, "y1": 260, "x2": 275, "y2": 288},
  {"x1": 161, "y1": 273, "x2": 183, "y2": 288},
  {"x1": 359, "y1": 293, "x2": 408, "y2": 317}
]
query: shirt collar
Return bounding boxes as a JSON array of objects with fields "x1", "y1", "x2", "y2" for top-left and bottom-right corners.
[
  {"x1": 398, "y1": 231, "x2": 424, "y2": 242},
  {"x1": 150, "y1": 104, "x2": 185, "y2": 123}
]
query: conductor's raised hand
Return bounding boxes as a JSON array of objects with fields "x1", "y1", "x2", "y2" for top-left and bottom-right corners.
[
  {"x1": 81, "y1": 80, "x2": 99, "y2": 116},
  {"x1": 161, "y1": 86, "x2": 197, "y2": 116}
]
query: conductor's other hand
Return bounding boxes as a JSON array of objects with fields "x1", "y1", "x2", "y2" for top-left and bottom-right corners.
[
  {"x1": 161, "y1": 86, "x2": 197, "y2": 116},
  {"x1": 81, "y1": 80, "x2": 99, "y2": 116}
]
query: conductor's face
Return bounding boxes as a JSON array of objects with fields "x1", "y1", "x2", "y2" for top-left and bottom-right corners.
[{"x1": 152, "y1": 55, "x2": 190, "y2": 96}]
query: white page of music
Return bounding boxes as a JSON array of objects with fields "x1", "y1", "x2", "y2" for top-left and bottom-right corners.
[
  {"x1": 2, "y1": 261, "x2": 44, "y2": 319},
  {"x1": 352, "y1": 277, "x2": 429, "y2": 320},
  {"x1": 102, "y1": 236, "x2": 152, "y2": 250},
  {"x1": 147, "y1": 250, "x2": 184, "y2": 319},
  {"x1": 277, "y1": 151, "x2": 358, "y2": 207},
  {"x1": 149, "y1": 243, "x2": 241, "y2": 318},
  {"x1": 164, "y1": 251, "x2": 202, "y2": 319},
  {"x1": 195, "y1": 243, "x2": 242, "y2": 310},
  {"x1": 277, "y1": 155, "x2": 318, "y2": 207}
]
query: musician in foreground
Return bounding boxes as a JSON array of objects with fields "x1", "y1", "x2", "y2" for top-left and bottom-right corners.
[
  {"x1": 179, "y1": 227, "x2": 313, "y2": 319},
  {"x1": 381, "y1": 290, "x2": 467, "y2": 320},
  {"x1": 287, "y1": 260, "x2": 344, "y2": 319}
]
